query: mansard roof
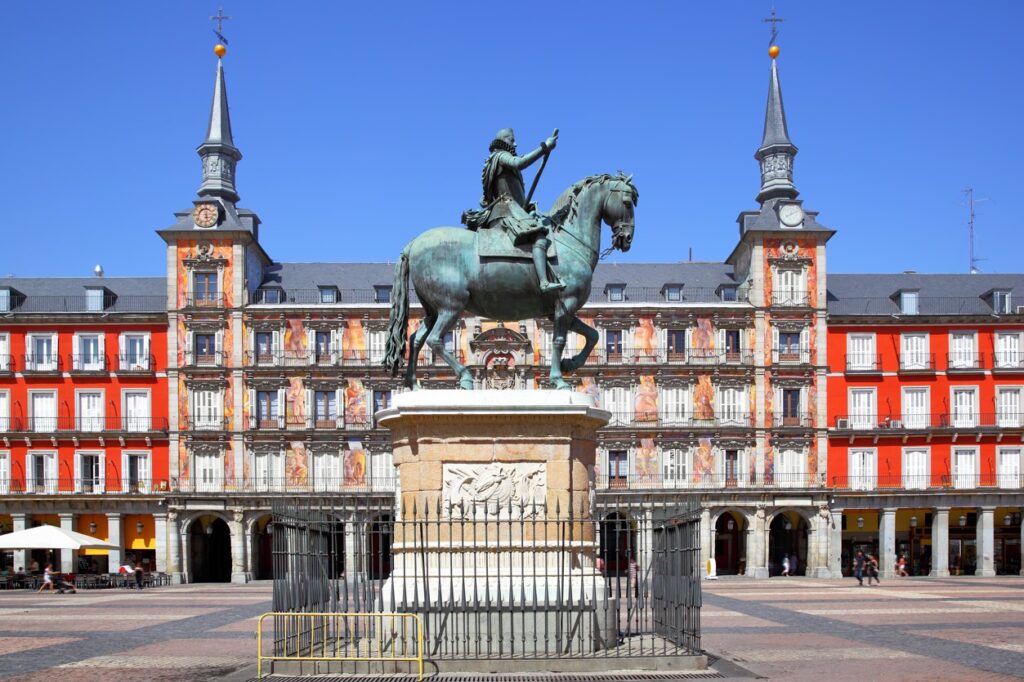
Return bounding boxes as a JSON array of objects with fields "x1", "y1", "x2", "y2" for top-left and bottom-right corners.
[
  {"x1": 0, "y1": 276, "x2": 166, "y2": 313},
  {"x1": 827, "y1": 273, "x2": 1024, "y2": 317}
]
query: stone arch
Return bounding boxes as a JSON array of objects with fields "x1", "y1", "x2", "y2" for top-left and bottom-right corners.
[
  {"x1": 711, "y1": 508, "x2": 749, "y2": 576},
  {"x1": 599, "y1": 511, "x2": 638, "y2": 576},
  {"x1": 767, "y1": 508, "x2": 810, "y2": 576},
  {"x1": 248, "y1": 513, "x2": 274, "y2": 581},
  {"x1": 185, "y1": 513, "x2": 232, "y2": 583},
  {"x1": 366, "y1": 513, "x2": 392, "y2": 580}
]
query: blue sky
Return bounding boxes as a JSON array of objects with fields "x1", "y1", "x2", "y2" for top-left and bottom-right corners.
[{"x1": 1, "y1": 1, "x2": 1021, "y2": 276}]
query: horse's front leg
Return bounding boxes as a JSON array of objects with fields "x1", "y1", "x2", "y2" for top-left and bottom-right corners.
[
  {"x1": 548, "y1": 310, "x2": 571, "y2": 390},
  {"x1": 426, "y1": 308, "x2": 474, "y2": 390},
  {"x1": 560, "y1": 316, "x2": 599, "y2": 373}
]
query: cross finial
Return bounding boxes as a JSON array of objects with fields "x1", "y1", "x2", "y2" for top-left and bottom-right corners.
[
  {"x1": 210, "y1": 6, "x2": 232, "y2": 36},
  {"x1": 763, "y1": 6, "x2": 783, "y2": 46}
]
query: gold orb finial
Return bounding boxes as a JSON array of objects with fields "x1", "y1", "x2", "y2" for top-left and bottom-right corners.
[
  {"x1": 214, "y1": 44, "x2": 227, "y2": 58},
  {"x1": 768, "y1": 44, "x2": 780, "y2": 59}
]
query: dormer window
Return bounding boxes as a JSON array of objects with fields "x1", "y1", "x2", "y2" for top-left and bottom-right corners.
[
  {"x1": 993, "y1": 290, "x2": 1012, "y2": 314},
  {"x1": 259, "y1": 288, "x2": 282, "y2": 304},
  {"x1": 319, "y1": 287, "x2": 339, "y2": 304},
  {"x1": 899, "y1": 290, "x2": 919, "y2": 315},
  {"x1": 663, "y1": 285, "x2": 682, "y2": 302},
  {"x1": 720, "y1": 286, "x2": 738, "y2": 302},
  {"x1": 606, "y1": 284, "x2": 625, "y2": 302},
  {"x1": 85, "y1": 287, "x2": 107, "y2": 312},
  {"x1": 374, "y1": 286, "x2": 392, "y2": 304},
  {"x1": 0, "y1": 289, "x2": 10, "y2": 312}
]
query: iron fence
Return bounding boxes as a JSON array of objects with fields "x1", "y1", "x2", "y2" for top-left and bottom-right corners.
[{"x1": 270, "y1": 495, "x2": 700, "y2": 668}]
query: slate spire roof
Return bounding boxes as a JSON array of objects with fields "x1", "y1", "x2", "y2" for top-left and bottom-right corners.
[
  {"x1": 754, "y1": 58, "x2": 799, "y2": 204},
  {"x1": 196, "y1": 57, "x2": 243, "y2": 203}
]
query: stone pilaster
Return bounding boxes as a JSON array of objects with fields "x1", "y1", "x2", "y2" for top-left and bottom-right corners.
[
  {"x1": 229, "y1": 509, "x2": 248, "y2": 583},
  {"x1": 167, "y1": 511, "x2": 182, "y2": 582},
  {"x1": 930, "y1": 508, "x2": 950, "y2": 577},
  {"x1": 58, "y1": 513, "x2": 76, "y2": 573},
  {"x1": 879, "y1": 508, "x2": 896, "y2": 578},
  {"x1": 106, "y1": 512, "x2": 123, "y2": 571},
  {"x1": 10, "y1": 513, "x2": 26, "y2": 573},
  {"x1": 829, "y1": 509, "x2": 843, "y2": 578},
  {"x1": 153, "y1": 512, "x2": 168, "y2": 574},
  {"x1": 976, "y1": 507, "x2": 996, "y2": 576}
]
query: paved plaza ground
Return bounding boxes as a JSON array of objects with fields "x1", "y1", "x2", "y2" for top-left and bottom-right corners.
[{"x1": 0, "y1": 577, "x2": 1021, "y2": 680}]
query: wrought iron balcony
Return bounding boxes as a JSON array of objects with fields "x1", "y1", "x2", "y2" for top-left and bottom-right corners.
[
  {"x1": 771, "y1": 290, "x2": 811, "y2": 307},
  {"x1": 993, "y1": 353, "x2": 1024, "y2": 372},
  {"x1": 832, "y1": 412, "x2": 1024, "y2": 432},
  {"x1": 186, "y1": 416, "x2": 231, "y2": 432},
  {"x1": 117, "y1": 354, "x2": 154, "y2": 373},
  {"x1": 604, "y1": 411, "x2": 754, "y2": 429},
  {"x1": 0, "y1": 294, "x2": 164, "y2": 314},
  {"x1": 0, "y1": 416, "x2": 168, "y2": 435},
  {"x1": 0, "y1": 355, "x2": 13, "y2": 374},
  {"x1": 595, "y1": 471, "x2": 824, "y2": 490},
  {"x1": 68, "y1": 354, "x2": 109, "y2": 373},
  {"x1": 244, "y1": 349, "x2": 346, "y2": 368},
  {"x1": 772, "y1": 413, "x2": 813, "y2": 428},
  {"x1": 772, "y1": 347, "x2": 811, "y2": 364},
  {"x1": 21, "y1": 354, "x2": 61, "y2": 373},
  {"x1": 946, "y1": 352, "x2": 986, "y2": 372},
  {"x1": 182, "y1": 293, "x2": 225, "y2": 309},
  {"x1": 169, "y1": 475, "x2": 399, "y2": 495},
  {"x1": 0, "y1": 477, "x2": 165, "y2": 495},
  {"x1": 898, "y1": 353, "x2": 936, "y2": 373},
  {"x1": 183, "y1": 350, "x2": 224, "y2": 368},
  {"x1": 830, "y1": 473, "x2": 1020, "y2": 491},
  {"x1": 844, "y1": 353, "x2": 882, "y2": 373}
]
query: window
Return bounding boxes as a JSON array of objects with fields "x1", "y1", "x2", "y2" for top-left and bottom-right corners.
[
  {"x1": 664, "y1": 285, "x2": 681, "y2": 302},
  {"x1": 602, "y1": 386, "x2": 632, "y2": 424},
  {"x1": 903, "y1": 448, "x2": 929, "y2": 490},
  {"x1": 374, "y1": 286, "x2": 392, "y2": 304},
  {"x1": 607, "y1": 285, "x2": 624, "y2": 302},
  {"x1": 370, "y1": 451, "x2": 395, "y2": 489},
  {"x1": 901, "y1": 387, "x2": 929, "y2": 429},
  {"x1": 899, "y1": 290, "x2": 919, "y2": 315},
  {"x1": 605, "y1": 330, "x2": 623, "y2": 361},
  {"x1": 367, "y1": 330, "x2": 386, "y2": 363},
  {"x1": 995, "y1": 332, "x2": 1023, "y2": 369},
  {"x1": 0, "y1": 289, "x2": 9, "y2": 312},
  {"x1": 30, "y1": 391, "x2": 57, "y2": 432},
  {"x1": 849, "y1": 449, "x2": 876, "y2": 490},
  {"x1": 724, "y1": 450, "x2": 739, "y2": 486},
  {"x1": 660, "y1": 386, "x2": 688, "y2": 425},
  {"x1": 372, "y1": 390, "x2": 391, "y2": 419},
  {"x1": 998, "y1": 447, "x2": 1021, "y2": 489},
  {"x1": 776, "y1": 449, "x2": 805, "y2": 487},
  {"x1": 28, "y1": 451, "x2": 57, "y2": 493},
  {"x1": 718, "y1": 386, "x2": 744, "y2": 425},
  {"x1": 849, "y1": 388, "x2": 876, "y2": 429},
  {"x1": 0, "y1": 451, "x2": 9, "y2": 494},
  {"x1": 949, "y1": 332, "x2": 977, "y2": 369},
  {"x1": 74, "y1": 333, "x2": 104, "y2": 371},
  {"x1": 319, "y1": 287, "x2": 338, "y2": 304},
  {"x1": 778, "y1": 331, "x2": 802, "y2": 361},
  {"x1": 662, "y1": 449, "x2": 687, "y2": 486},
  {"x1": 773, "y1": 268, "x2": 805, "y2": 306},
  {"x1": 0, "y1": 391, "x2": 8, "y2": 430},
  {"x1": 781, "y1": 388, "x2": 801, "y2": 425},
  {"x1": 666, "y1": 329, "x2": 686, "y2": 359},
  {"x1": 192, "y1": 389, "x2": 222, "y2": 430},
  {"x1": 255, "y1": 331, "x2": 275, "y2": 364},
  {"x1": 123, "y1": 390, "x2": 150, "y2": 432},
  {"x1": 193, "y1": 450, "x2": 221, "y2": 492},
  {"x1": 76, "y1": 452, "x2": 104, "y2": 493},
  {"x1": 724, "y1": 329, "x2": 741, "y2": 360},
  {"x1": 607, "y1": 450, "x2": 628, "y2": 487},
  {"x1": 259, "y1": 288, "x2": 282, "y2": 304},
  {"x1": 315, "y1": 331, "x2": 332, "y2": 364},
  {"x1": 255, "y1": 391, "x2": 279, "y2": 429},
  {"x1": 194, "y1": 272, "x2": 218, "y2": 304},
  {"x1": 952, "y1": 447, "x2": 977, "y2": 489},
  {"x1": 312, "y1": 450, "x2": 342, "y2": 492},
  {"x1": 314, "y1": 390, "x2": 337, "y2": 428},
  {"x1": 847, "y1": 333, "x2": 876, "y2": 370},
  {"x1": 900, "y1": 333, "x2": 929, "y2": 370},
  {"x1": 85, "y1": 287, "x2": 105, "y2": 312},
  {"x1": 0, "y1": 333, "x2": 8, "y2": 371},
  {"x1": 997, "y1": 387, "x2": 1023, "y2": 427},
  {"x1": 76, "y1": 391, "x2": 104, "y2": 432},
  {"x1": 26, "y1": 333, "x2": 57, "y2": 371},
  {"x1": 993, "y1": 290, "x2": 1012, "y2": 314},
  {"x1": 720, "y1": 286, "x2": 738, "y2": 302},
  {"x1": 252, "y1": 449, "x2": 284, "y2": 492},
  {"x1": 195, "y1": 333, "x2": 217, "y2": 365},
  {"x1": 120, "y1": 333, "x2": 149, "y2": 370},
  {"x1": 951, "y1": 387, "x2": 977, "y2": 428}
]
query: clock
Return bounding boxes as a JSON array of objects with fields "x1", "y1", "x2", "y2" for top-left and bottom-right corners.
[
  {"x1": 192, "y1": 202, "x2": 219, "y2": 228},
  {"x1": 778, "y1": 203, "x2": 804, "y2": 228}
]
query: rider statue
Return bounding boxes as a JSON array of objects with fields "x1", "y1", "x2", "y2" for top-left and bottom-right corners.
[{"x1": 462, "y1": 128, "x2": 565, "y2": 292}]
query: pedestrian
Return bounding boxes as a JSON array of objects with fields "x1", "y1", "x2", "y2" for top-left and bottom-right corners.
[
  {"x1": 853, "y1": 550, "x2": 865, "y2": 586},
  {"x1": 781, "y1": 555, "x2": 790, "y2": 577},
  {"x1": 897, "y1": 555, "x2": 909, "y2": 577},
  {"x1": 867, "y1": 553, "x2": 880, "y2": 585},
  {"x1": 36, "y1": 563, "x2": 56, "y2": 593},
  {"x1": 134, "y1": 561, "x2": 144, "y2": 590}
]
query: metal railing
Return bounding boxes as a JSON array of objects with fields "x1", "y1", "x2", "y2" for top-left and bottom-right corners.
[
  {"x1": 183, "y1": 350, "x2": 224, "y2": 367},
  {"x1": 845, "y1": 353, "x2": 882, "y2": 372},
  {"x1": 0, "y1": 355, "x2": 13, "y2": 373},
  {"x1": 605, "y1": 412, "x2": 754, "y2": 428},
  {"x1": 898, "y1": 353, "x2": 936, "y2": 372},
  {"x1": 772, "y1": 348, "x2": 811, "y2": 364},
  {"x1": 832, "y1": 413, "x2": 1024, "y2": 431},
  {"x1": 21, "y1": 354, "x2": 61, "y2": 372},
  {"x1": 251, "y1": 288, "x2": 405, "y2": 305},
  {"x1": 68, "y1": 354, "x2": 108, "y2": 372},
  {"x1": 244, "y1": 349, "x2": 345, "y2": 367},
  {"x1": 829, "y1": 296, "x2": 1016, "y2": 316},
  {"x1": 993, "y1": 353, "x2": 1024, "y2": 371},
  {"x1": 831, "y1": 473, "x2": 1021, "y2": 491},
  {"x1": 245, "y1": 416, "x2": 374, "y2": 431},
  {"x1": 596, "y1": 285, "x2": 748, "y2": 304},
  {"x1": 771, "y1": 290, "x2": 810, "y2": 307},
  {"x1": 182, "y1": 293, "x2": 225, "y2": 309},
  {"x1": 773, "y1": 413, "x2": 813, "y2": 428},
  {"x1": 947, "y1": 352, "x2": 986, "y2": 371},
  {"x1": 0, "y1": 416, "x2": 168, "y2": 434},
  {"x1": 0, "y1": 478, "x2": 165, "y2": 495},
  {"x1": 117, "y1": 354, "x2": 154, "y2": 373},
  {"x1": 185, "y1": 416, "x2": 232, "y2": 432},
  {"x1": 541, "y1": 347, "x2": 754, "y2": 366},
  {"x1": 171, "y1": 476, "x2": 398, "y2": 494},
  {"x1": 597, "y1": 472, "x2": 825, "y2": 490},
  {"x1": 0, "y1": 294, "x2": 165, "y2": 313}
]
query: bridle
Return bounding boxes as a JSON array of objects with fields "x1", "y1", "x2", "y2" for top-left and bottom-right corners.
[{"x1": 601, "y1": 182, "x2": 636, "y2": 259}]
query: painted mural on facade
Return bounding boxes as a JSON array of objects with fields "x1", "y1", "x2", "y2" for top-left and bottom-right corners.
[
  {"x1": 177, "y1": 441, "x2": 189, "y2": 482},
  {"x1": 344, "y1": 440, "x2": 366, "y2": 487},
  {"x1": 694, "y1": 375, "x2": 714, "y2": 420},
  {"x1": 345, "y1": 379, "x2": 367, "y2": 426},
  {"x1": 286, "y1": 441, "x2": 308, "y2": 486},
  {"x1": 284, "y1": 318, "x2": 306, "y2": 358},
  {"x1": 634, "y1": 317, "x2": 656, "y2": 360},
  {"x1": 576, "y1": 376, "x2": 601, "y2": 408},
  {"x1": 764, "y1": 442, "x2": 774, "y2": 484},
  {"x1": 635, "y1": 375, "x2": 658, "y2": 422},
  {"x1": 635, "y1": 437, "x2": 658, "y2": 481},
  {"x1": 175, "y1": 240, "x2": 234, "y2": 308},
  {"x1": 223, "y1": 441, "x2": 235, "y2": 487},
  {"x1": 343, "y1": 319, "x2": 365, "y2": 361},
  {"x1": 693, "y1": 437, "x2": 714, "y2": 483},
  {"x1": 691, "y1": 318, "x2": 715, "y2": 351},
  {"x1": 286, "y1": 377, "x2": 305, "y2": 428}
]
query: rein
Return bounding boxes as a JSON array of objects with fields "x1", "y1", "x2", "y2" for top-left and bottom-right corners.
[{"x1": 555, "y1": 177, "x2": 632, "y2": 263}]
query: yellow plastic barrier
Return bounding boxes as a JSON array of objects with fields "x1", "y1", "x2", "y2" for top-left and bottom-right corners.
[{"x1": 256, "y1": 611, "x2": 424, "y2": 679}]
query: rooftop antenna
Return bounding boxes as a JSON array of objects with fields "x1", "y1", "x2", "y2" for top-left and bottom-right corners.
[{"x1": 963, "y1": 187, "x2": 988, "y2": 274}]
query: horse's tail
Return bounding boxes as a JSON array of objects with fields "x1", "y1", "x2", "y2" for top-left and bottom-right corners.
[{"x1": 383, "y1": 245, "x2": 411, "y2": 376}]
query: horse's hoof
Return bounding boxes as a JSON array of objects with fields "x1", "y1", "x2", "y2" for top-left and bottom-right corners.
[
  {"x1": 551, "y1": 379, "x2": 571, "y2": 390},
  {"x1": 459, "y1": 377, "x2": 475, "y2": 390}
]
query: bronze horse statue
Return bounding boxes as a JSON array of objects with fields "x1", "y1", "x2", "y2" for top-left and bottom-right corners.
[{"x1": 383, "y1": 173, "x2": 638, "y2": 390}]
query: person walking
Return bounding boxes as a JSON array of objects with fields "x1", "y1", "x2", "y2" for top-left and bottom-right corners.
[
  {"x1": 36, "y1": 563, "x2": 56, "y2": 593},
  {"x1": 897, "y1": 555, "x2": 909, "y2": 577},
  {"x1": 853, "y1": 551, "x2": 866, "y2": 586},
  {"x1": 781, "y1": 555, "x2": 790, "y2": 577},
  {"x1": 867, "y1": 553, "x2": 881, "y2": 585},
  {"x1": 133, "y1": 561, "x2": 145, "y2": 590}
]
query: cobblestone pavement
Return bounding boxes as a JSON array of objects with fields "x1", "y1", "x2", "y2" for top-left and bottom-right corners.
[
  {"x1": 0, "y1": 581, "x2": 271, "y2": 681},
  {"x1": 703, "y1": 576, "x2": 1024, "y2": 681}
]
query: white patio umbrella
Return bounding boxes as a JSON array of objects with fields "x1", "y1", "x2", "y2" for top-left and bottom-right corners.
[{"x1": 0, "y1": 524, "x2": 120, "y2": 551}]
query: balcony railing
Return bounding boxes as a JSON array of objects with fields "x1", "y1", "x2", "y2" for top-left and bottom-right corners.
[
  {"x1": 898, "y1": 353, "x2": 936, "y2": 373},
  {"x1": 170, "y1": 476, "x2": 398, "y2": 494},
  {"x1": 829, "y1": 296, "x2": 1018, "y2": 317},
  {"x1": 183, "y1": 351, "x2": 224, "y2": 368},
  {"x1": 772, "y1": 348, "x2": 811, "y2": 364},
  {"x1": 0, "y1": 477, "x2": 165, "y2": 495},
  {"x1": 596, "y1": 472, "x2": 824, "y2": 490},
  {"x1": 993, "y1": 353, "x2": 1024, "y2": 371},
  {"x1": 605, "y1": 411, "x2": 754, "y2": 428},
  {"x1": 947, "y1": 352, "x2": 985, "y2": 372},
  {"x1": 831, "y1": 473, "x2": 1021, "y2": 491},
  {"x1": 832, "y1": 413, "x2": 1024, "y2": 431},
  {"x1": 773, "y1": 413, "x2": 813, "y2": 428},
  {"x1": 68, "y1": 354, "x2": 109, "y2": 373},
  {"x1": 244, "y1": 349, "x2": 345, "y2": 368},
  {"x1": 542, "y1": 347, "x2": 754, "y2": 367},
  {"x1": 186, "y1": 417, "x2": 231, "y2": 432},
  {"x1": 771, "y1": 290, "x2": 810, "y2": 307},
  {"x1": 246, "y1": 415, "x2": 372, "y2": 431},
  {"x1": 21, "y1": 354, "x2": 61, "y2": 373},
  {"x1": 845, "y1": 354, "x2": 882, "y2": 373},
  {"x1": 0, "y1": 416, "x2": 168, "y2": 434},
  {"x1": 117, "y1": 354, "x2": 154, "y2": 373},
  {"x1": 0, "y1": 355, "x2": 14, "y2": 373},
  {"x1": 182, "y1": 293, "x2": 225, "y2": 309}
]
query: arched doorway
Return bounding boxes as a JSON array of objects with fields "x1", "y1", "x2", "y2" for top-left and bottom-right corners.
[
  {"x1": 769, "y1": 511, "x2": 808, "y2": 576},
  {"x1": 367, "y1": 515, "x2": 392, "y2": 580},
  {"x1": 328, "y1": 521, "x2": 345, "y2": 579},
  {"x1": 189, "y1": 515, "x2": 231, "y2": 582},
  {"x1": 599, "y1": 512, "x2": 637, "y2": 576},
  {"x1": 715, "y1": 511, "x2": 746, "y2": 575},
  {"x1": 252, "y1": 515, "x2": 273, "y2": 580}
]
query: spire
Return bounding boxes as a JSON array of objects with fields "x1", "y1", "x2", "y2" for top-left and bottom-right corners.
[
  {"x1": 754, "y1": 51, "x2": 798, "y2": 204},
  {"x1": 197, "y1": 52, "x2": 242, "y2": 203}
]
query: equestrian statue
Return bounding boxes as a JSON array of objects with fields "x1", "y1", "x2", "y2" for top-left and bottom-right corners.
[{"x1": 383, "y1": 128, "x2": 638, "y2": 390}]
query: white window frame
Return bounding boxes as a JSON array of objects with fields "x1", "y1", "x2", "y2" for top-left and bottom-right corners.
[
  {"x1": 312, "y1": 448, "x2": 342, "y2": 492},
  {"x1": 848, "y1": 448, "x2": 876, "y2": 491},
  {"x1": 27, "y1": 450, "x2": 57, "y2": 494},
  {"x1": 26, "y1": 332, "x2": 58, "y2": 371},
  {"x1": 949, "y1": 331, "x2": 978, "y2": 369},
  {"x1": 119, "y1": 332, "x2": 151, "y2": 371},
  {"x1": 367, "y1": 330, "x2": 387, "y2": 364},
  {"x1": 847, "y1": 332, "x2": 876, "y2": 370},
  {"x1": 716, "y1": 385, "x2": 745, "y2": 425},
  {"x1": 772, "y1": 267, "x2": 806, "y2": 306},
  {"x1": 901, "y1": 386, "x2": 930, "y2": 429},
  {"x1": 252, "y1": 448, "x2": 285, "y2": 492},
  {"x1": 994, "y1": 331, "x2": 1024, "y2": 369},
  {"x1": 900, "y1": 332, "x2": 929, "y2": 370},
  {"x1": 848, "y1": 387, "x2": 877, "y2": 429},
  {"x1": 75, "y1": 389, "x2": 105, "y2": 432},
  {"x1": 997, "y1": 447, "x2": 1022, "y2": 489},
  {"x1": 899, "y1": 290, "x2": 919, "y2": 315},
  {"x1": 661, "y1": 448, "x2": 688, "y2": 487},
  {"x1": 72, "y1": 332, "x2": 105, "y2": 371},
  {"x1": 0, "y1": 450, "x2": 9, "y2": 493},
  {"x1": 122, "y1": 450, "x2": 151, "y2": 494},
  {"x1": 659, "y1": 385, "x2": 689, "y2": 425},
  {"x1": 370, "y1": 450, "x2": 395, "y2": 491},
  {"x1": 123, "y1": 388, "x2": 151, "y2": 432},
  {"x1": 0, "y1": 333, "x2": 9, "y2": 371},
  {"x1": 192, "y1": 388, "x2": 224, "y2": 430},
  {"x1": 193, "y1": 449, "x2": 222, "y2": 493},
  {"x1": 602, "y1": 386, "x2": 633, "y2": 425},
  {"x1": 950, "y1": 386, "x2": 978, "y2": 428},
  {"x1": 996, "y1": 386, "x2": 1023, "y2": 428},
  {"x1": 28, "y1": 389, "x2": 58, "y2": 432},
  {"x1": 0, "y1": 390, "x2": 9, "y2": 431},
  {"x1": 776, "y1": 448, "x2": 807, "y2": 487},
  {"x1": 75, "y1": 450, "x2": 105, "y2": 494},
  {"x1": 993, "y1": 290, "x2": 1012, "y2": 315},
  {"x1": 952, "y1": 446, "x2": 979, "y2": 489},
  {"x1": 902, "y1": 447, "x2": 929, "y2": 490}
]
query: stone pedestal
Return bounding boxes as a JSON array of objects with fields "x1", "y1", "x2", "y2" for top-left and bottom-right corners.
[{"x1": 376, "y1": 390, "x2": 610, "y2": 654}]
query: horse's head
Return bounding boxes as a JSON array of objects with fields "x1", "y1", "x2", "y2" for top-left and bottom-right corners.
[{"x1": 602, "y1": 173, "x2": 638, "y2": 253}]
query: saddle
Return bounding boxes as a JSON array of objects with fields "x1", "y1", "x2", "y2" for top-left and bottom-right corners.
[
  {"x1": 465, "y1": 197, "x2": 558, "y2": 261},
  {"x1": 476, "y1": 226, "x2": 557, "y2": 261}
]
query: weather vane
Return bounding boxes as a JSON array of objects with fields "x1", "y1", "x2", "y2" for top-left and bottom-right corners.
[
  {"x1": 763, "y1": 6, "x2": 783, "y2": 46},
  {"x1": 210, "y1": 6, "x2": 232, "y2": 45}
]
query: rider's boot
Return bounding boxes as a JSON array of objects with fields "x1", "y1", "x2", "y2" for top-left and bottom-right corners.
[{"x1": 534, "y1": 238, "x2": 565, "y2": 292}]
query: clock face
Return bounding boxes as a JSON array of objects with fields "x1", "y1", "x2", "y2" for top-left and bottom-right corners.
[
  {"x1": 192, "y1": 203, "x2": 219, "y2": 228},
  {"x1": 779, "y1": 203, "x2": 804, "y2": 228}
]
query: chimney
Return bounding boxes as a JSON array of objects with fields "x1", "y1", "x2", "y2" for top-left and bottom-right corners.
[{"x1": 93, "y1": 264, "x2": 104, "y2": 278}]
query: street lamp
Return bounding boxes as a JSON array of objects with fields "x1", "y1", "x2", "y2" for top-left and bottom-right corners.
[
  {"x1": 857, "y1": 516, "x2": 865, "y2": 529},
  {"x1": 136, "y1": 521, "x2": 144, "y2": 534},
  {"x1": 910, "y1": 515, "x2": 918, "y2": 528},
  {"x1": 959, "y1": 514, "x2": 967, "y2": 528},
  {"x1": 726, "y1": 518, "x2": 734, "y2": 531},
  {"x1": 266, "y1": 522, "x2": 274, "y2": 535},
  {"x1": 89, "y1": 521, "x2": 97, "y2": 534},
  {"x1": 1004, "y1": 514, "x2": 1013, "y2": 527},
  {"x1": 205, "y1": 523, "x2": 214, "y2": 536}
]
